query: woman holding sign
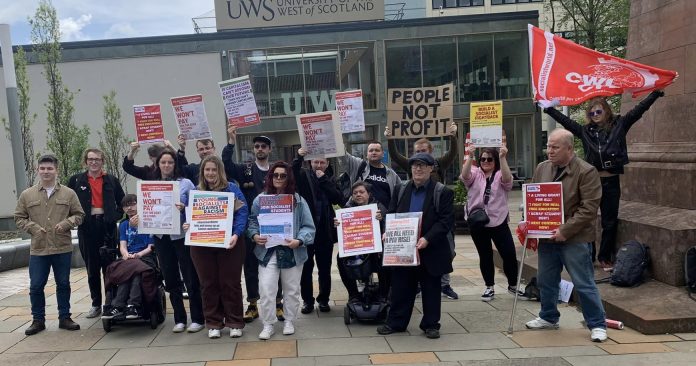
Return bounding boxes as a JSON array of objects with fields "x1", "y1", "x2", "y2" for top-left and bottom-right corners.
[
  {"x1": 460, "y1": 144, "x2": 525, "y2": 302},
  {"x1": 247, "y1": 162, "x2": 315, "y2": 340},
  {"x1": 184, "y1": 156, "x2": 249, "y2": 339},
  {"x1": 151, "y1": 150, "x2": 205, "y2": 333}
]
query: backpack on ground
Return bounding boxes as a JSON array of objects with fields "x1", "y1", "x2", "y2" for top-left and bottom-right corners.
[
  {"x1": 611, "y1": 240, "x2": 650, "y2": 287},
  {"x1": 685, "y1": 246, "x2": 696, "y2": 301},
  {"x1": 522, "y1": 277, "x2": 540, "y2": 301}
]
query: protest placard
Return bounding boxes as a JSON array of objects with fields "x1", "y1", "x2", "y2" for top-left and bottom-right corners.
[
  {"x1": 335, "y1": 90, "x2": 365, "y2": 133},
  {"x1": 386, "y1": 83, "x2": 453, "y2": 139},
  {"x1": 382, "y1": 212, "x2": 422, "y2": 266},
  {"x1": 133, "y1": 104, "x2": 165, "y2": 144},
  {"x1": 258, "y1": 194, "x2": 294, "y2": 248},
  {"x1": 185, "y1": 191, "x2": 234, "y2": 248},
  {"x1": 470, "y1": 101, "x2": 503, "y2": 147},
  {"x1": 336, "y1": 204, "x2": 382, "y2": 258},
  {"x1": 219, "y1": 75, "x2": 261, "y2": 128},
  {"x1": 171, "y1": 95, "x2": 212, "y2": 141},
  {"x1": 296, "y1": 111, "x2": 345, "y2": 159},
  {"x1": 137, "y1": 181, "x2": 180, "y2": 235},
  {"x1": 523, "y1": 182, "x2": 564, "y2": 238}
]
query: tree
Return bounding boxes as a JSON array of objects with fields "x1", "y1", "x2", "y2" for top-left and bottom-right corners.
[
  {"x1": 30, "y1": 0, "x2": 89, "y2": 183},
  {"x1": 99, "y1": 90, "x2": 130, "y2": 191},
  {"x1": 1, "y1": 46, "x2": 37, "y2": 185}
]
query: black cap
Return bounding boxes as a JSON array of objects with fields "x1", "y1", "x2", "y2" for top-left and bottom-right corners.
[
  {"x1": 408, "y1": 153, "x2": 435, "y2": 166},
  {"x1": 253, "y1": 136, "x2": 272, "y2": 146}
]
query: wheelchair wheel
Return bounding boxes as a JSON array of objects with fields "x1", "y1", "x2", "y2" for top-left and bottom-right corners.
[
  {"x1": 344, "y1": 305, "x2": 351, "y2": 325},
  {"x1": 150, "y1": 312, "x2": 158, "y2": 329},
  {"x1": 102, "y1": 319, "x2": 112, "y2": 332},
  {"x1": 157, "y1": 288, "x2": 166, "y2": 324}
]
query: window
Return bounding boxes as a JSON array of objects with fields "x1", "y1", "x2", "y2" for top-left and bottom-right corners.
[
  {"x1": 421, "y1": 37, "x2": 457, "y2": 88},
  {"x1": 339, "y1": 43, "x2": 377, "y2": 110},
  {"x1": 386, "y1": 40, "x2": 422, "y2": 88},
  {"x1": 457, "y1": 34, "x2": 494, "y2": 102},
  {"x1": 229, "y1": 50, "x2": 270, "y2": 117},
  {"x1": 492, "y1": 0, "x2": 542, "y2": 4},
  {"x1": 494, "y1": 32, "x2": 531, "y2": 99},
  {"x1": 433, "y1": 0, "x2": 483, "y2": 8}
]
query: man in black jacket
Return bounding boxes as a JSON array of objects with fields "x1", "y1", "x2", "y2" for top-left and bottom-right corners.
[
  {"x1": 377, "y1": 153, "x2": 454, "y2": 339},
  {"x1": 175, "y1": 134, "x2": 222, "y2": 186},
  {"x1": 68, "y1": 148, "x2": 125, "y2": 318},
  {"x1": 293, "y1": 148, "x2": 345, "y2": 313}
]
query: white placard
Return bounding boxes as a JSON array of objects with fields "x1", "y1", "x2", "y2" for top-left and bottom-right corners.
[
  {"x1": 296, "y1": 110, "x2": 345, "y2": 159},
  {"x1": 171, "y1": 94, "x2": 212, "y2": 141},
  {"x1": 335, "y1": 90, "x2": 365, "y2": 133},
  {"x1": 137, "y1": 181, "x2": 181, "y2": 235}
]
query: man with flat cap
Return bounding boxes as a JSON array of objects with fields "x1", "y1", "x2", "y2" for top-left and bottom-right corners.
[{"x1": 377, "y1": 153, "x2": 454, "y2": 339}]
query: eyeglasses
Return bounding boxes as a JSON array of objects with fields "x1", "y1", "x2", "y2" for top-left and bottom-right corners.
[
  {"x1": 254, "y1": 144, "x2": 268, "y2": 149},
  {"x1": 272, "y1": 173, "x2": 288, "y2": 180},
  {"x1": 587, "y1": 110, "x2": 603, "y2": 117},
  {"x1": 479, "y1": 157, "x2": 494, "y2": 163},
  {"x1": 86, "y1": 158, "x2": 102, "y2": 163}
]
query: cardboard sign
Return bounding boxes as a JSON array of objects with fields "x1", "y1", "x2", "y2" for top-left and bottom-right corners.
[
  {"x1": 296, "y1": 111, "x2": 345, "y2": 159},
  {"x1": 386, "y1": 83, "x2": 453, "y2": 139},
  {"x1": 523, "y1": 182, "x2": 564, "y2": 238},
  {"x1": 219, "y1": 75, "x2": 262, "y2": 129},
  {"x1": 185, "y1": 191, "x2": 234, "y2": 248},
  {"x1": 171, "y1": 95, "x2": 212, "y2": 141},
  {"x1": 335, "y1": 90, "x2": 365, "y2": 133},
  {"x1": 133, "y1": 104, "x2": 165, "y2": 144},
  {"x1": 470, "y1": 101, "x2": 503, "y2": 147},
  {"x1": 336, "y1": 204, "x2": 382, "y2": 258},
  {"x1": 137, "y1": 181, "x2": 180, "y2": 235}
]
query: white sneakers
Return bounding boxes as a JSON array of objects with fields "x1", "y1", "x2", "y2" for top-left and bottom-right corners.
[
  {"x1": 208, "y1": 329, "x2": 221, "y2": 339},
  {"x1": 590, "y1": 328, "x2": 607, "y2": 342},
  {"x1": 282, "y1": 321, "x2": 295, "y2": 335},
  {"x1": 187, "y1": 322, "x2": 205, "y2": 333},
  {"x1": 525, "y1": 317, "x2": 560, "y2": 330},
  {"x1": 259, "y1": 324, "x2": 275, "y2": 340},
  {"x1": 172, "y1": 323, "x2": 186, "y2": 333},
  {"x1": 230, "y1": 328, "x2": 243, "y2": 338}
]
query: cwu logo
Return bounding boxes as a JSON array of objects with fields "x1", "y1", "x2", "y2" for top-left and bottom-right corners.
[{"x1": 227, "y1": 0, "x2": 275, "y2": 21}]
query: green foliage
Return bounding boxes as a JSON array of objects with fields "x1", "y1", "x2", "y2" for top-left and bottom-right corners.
[
  {"x1": 453, "y1": 179, "x2": 468, "y2": 205},
  {"x1": 99, "y1": 91, "x2": 130, "y2": 191}
]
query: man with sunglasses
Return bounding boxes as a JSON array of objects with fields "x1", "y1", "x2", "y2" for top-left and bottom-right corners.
[{"x1": 222, "y1": 126, "x2": 285, "y2": 323}]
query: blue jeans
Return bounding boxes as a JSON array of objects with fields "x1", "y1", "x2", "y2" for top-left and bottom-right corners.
[
  {"x1": 29, "y1": 253, "x2": 73, "y2": 321},
  {"x1": 537, "y1": 242, "x2": 606, "y2": 329}
]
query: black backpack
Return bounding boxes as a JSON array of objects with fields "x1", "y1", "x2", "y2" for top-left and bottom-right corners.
[
  {"x1": 611, "y1": 240, "x2": 650, "y2": 287},
  {"x1": 338, "y1": 161, "x2": 367, "y2": 203},
  {"x1": 685, "y1": 246, "x2": 696, "y2": 301}
]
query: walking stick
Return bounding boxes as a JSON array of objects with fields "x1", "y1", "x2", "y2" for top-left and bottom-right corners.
[{"x1": 507, "y1": 237, "x2": 528, "y2": 335}]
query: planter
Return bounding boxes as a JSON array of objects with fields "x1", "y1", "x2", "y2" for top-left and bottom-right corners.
[{"x1": 453, "y1": 203, "x2": 469, "y2": 235}]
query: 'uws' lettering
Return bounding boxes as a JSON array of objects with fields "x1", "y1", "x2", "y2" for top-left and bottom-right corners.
[
  {"x1": 227, "y1": 0, "x2": 275, "y2": 21},
  {"x1": 565, "y1": 72, "x2": 617, "y2": 92}
]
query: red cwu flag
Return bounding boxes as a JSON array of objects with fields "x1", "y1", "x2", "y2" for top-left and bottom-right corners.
[{"x1": 528, "y1": 24, "x2": 678, "y2": 107}]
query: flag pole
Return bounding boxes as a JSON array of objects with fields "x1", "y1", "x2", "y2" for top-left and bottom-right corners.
[{"x1": 508, "y1": 238, "x2": 528, "y2": 335}]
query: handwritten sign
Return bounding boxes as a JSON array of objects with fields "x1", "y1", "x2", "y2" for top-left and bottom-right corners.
[{"x1": 387, "y1": 83, "x2": 453, "y2": 138}]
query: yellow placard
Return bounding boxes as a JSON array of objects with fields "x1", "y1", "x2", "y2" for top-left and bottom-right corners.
[{"x1": 470, "y1": 101, "x2": 503, "y2": 147}]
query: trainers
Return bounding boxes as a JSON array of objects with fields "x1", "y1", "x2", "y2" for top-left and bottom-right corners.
[
  {"x1": 481, "y1": 287, "x2": 495, "y2": 302},
  {"x1": 525, "y1": 317, "x2": 559, "y2": 330},
  {"x1": 208, "y1": 328, "x2": 221, "y2": 339},
  {"x1": 283, "y1": 321, "x2": 295, "y2": 335},
  {"x1": 318, "y1": 302, "x2": 331, "y2": 312},
  {"x1": 590, "y1": 328, "x2": 607, "y2": 342},
  {"x1": 187, "y1": 322, "x2": 204, "y2": 333},
  {"x1": 183, "y1": 291, "x2": 189, "y2": 299},
  {"x1": 301, "y1": 303, "x2": 314, "y2": 314},
  {"x1": 259, "y1": 324, "x2": 275, "y2": 340},
  {"x1": 24, "y1": 320, "x2": 46, "y2": 336},
  {"x1": 243, "y1": 303, "x2": 259, "y2": 323},
  {"x1": 442, "y1": 285, "x2": 459, "y2": 300},
  {"x1": 507, "y1": 286, "x2": 530, "y2": 300},
  {"x1": 276, "y1": 305, "x2": 285, "y2": 321},
  {"x1": 85, "y1": 306, "x2": 101, "y2": 318},
  {"x1": 172, "y1": 323, "x2": 186, "y2": 333},
  {"x1": 125, "y1": 305, "x2": 140, "y2": 319},
  {"x1": 101, "y1": 307, "x2": 124, "y2": 320},
  {"x1": 230, "y1": 328, "x2": 243, "y2": 338},
  {"x1": 58, "y1": 317, "x2": 80, "y2": 331}
]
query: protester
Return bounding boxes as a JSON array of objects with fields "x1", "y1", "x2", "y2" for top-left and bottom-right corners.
[
  {"x1": 183, "y1": 156, "x2": 249, "y2": 339},
  {"x1": 460, "y1": 144, "x2": 525, "y2": 302},
  {"x1": 122, "y1": 140, "x2": 175, "y2": 180},
  {"x1": 385, "y1": 123, "x2": 459, "y2": 299},
  {"x1": 176, "y1": 135, "x2": 226, "y2": 186},
  {"x1": 377, "y1": 153, "x2": 454, "y2": 339},
  {"x1": 542, "y1": 90, "x2": 664, "y2": 270},
  {"x1": 247, "y1": 162, "x2": 316, "y2": 340},
  {"x1": 223, "y1": 126, "x2": 284, "y2": 322},
  {"x1": 293, "y1": 148, "x2": 344, "y2": 314},
  {"x1": 67, "y1": 148, "x2": 125, "y2": 318},
  {"x1": 340, "y1": 141, "x2": 401, "y2": 209},
  {"x1": 150, "y1": 149, "x2": 205, "y2": 333},
  {"x1": 14, "y1": 154, "x2": 85, "y2": 336},
  {"x1": 525, "y1": 129, "x2": 607, "y2": 342}
]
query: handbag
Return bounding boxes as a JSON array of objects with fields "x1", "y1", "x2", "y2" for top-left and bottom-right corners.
[{"x1": 466, "y1": 173, "x2": 494, "y2": 229}]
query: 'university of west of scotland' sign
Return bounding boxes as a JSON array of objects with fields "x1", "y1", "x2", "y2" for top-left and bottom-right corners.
[{"x1": 215, "y1": 0, "x2": 385, "y2": 30}]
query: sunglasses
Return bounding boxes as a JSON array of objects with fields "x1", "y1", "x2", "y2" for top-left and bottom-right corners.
[
  {"x1": 254, "y1": 144, "x2": 268, "y2": 149},
  {"x1": 587, "y1": 110, "x2": 603, "y2": 117},
  {"x1": 479, "y1": 157, "x2": 494, "y2": 163},
  {"x1": 272, "y1": 173, "x2": 288, "y2": 180}
]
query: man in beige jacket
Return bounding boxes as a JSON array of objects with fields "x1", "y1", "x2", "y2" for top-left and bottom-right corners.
[
  {"x1": 524, "y1": 129, "x2": 608, "y2": 343},
  {"x1": 14, "y1": 155, "x2": 85, "y2": 336}
]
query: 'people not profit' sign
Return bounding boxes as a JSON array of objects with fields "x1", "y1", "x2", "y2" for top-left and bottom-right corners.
[{"x1": 387, "y1": 83, "x2": 454, "y2": 139}]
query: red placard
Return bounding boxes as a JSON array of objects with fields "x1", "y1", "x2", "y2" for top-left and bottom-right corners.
[
  {"x1": 134, "y1": 104, "x2": 165, "y2": 143},
  {"x1": 523, "y1": 182, "x2": 564, "y2": 238}
]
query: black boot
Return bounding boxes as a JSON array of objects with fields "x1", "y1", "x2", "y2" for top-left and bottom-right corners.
[
  {"x1": 58, "y1": 317, "x2": 81, "y2": 331},
  {"x1": 25, "y1": 320, "x2": 46, "y2": 336}
]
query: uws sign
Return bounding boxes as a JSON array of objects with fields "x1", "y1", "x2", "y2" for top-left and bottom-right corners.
[{"x1": 215, "y1": 0, "x2": 385, "y2": 30}]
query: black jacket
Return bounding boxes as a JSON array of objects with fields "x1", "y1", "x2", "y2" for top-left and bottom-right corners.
[
  {"x1": 67, "y1": 172, "x2": 125, "y2": 224},
  {"x1": 122, "y1": 156, "x2": 158, "y2": 181},
  {"x1": 544, "y1": 90, "x2": 663, "y2": 174},
  {"x1": 222, "y1": 143, "x2": 267, "y2": 205},
  {"x1": 389, "y1": 180, "x2": 454, "y2": 276}
]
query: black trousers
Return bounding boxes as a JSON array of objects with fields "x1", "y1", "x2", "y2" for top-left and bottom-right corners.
[
  {"x1": 386, "y1": 266, "x2": 442, "y2": 331},
  {"x1": 470, "y1": 220, "x2": 518, "y2": 287},
  {"x1": 244, "y1": 239, "x2": 282, "y2": 303},
  {"x1": 154, "y1": 235, "x2": 204, "y2": 324},
  {"x1": 338, "y1": 254, "x2": 391, "y2": 300},
  {"x1": 598, "y1": 175, "x2": 621, "y2": 263},
  {"x1": 300, "y1": 234, "x2": 334, "y2": 305},
  {"x1": 77, "y1": 216, "x2": 116, "y2": 307}
]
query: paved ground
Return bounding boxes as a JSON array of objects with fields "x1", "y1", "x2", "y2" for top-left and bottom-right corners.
[{"x1": 1, "y1": 191, "x2": 695, "y2": 366}]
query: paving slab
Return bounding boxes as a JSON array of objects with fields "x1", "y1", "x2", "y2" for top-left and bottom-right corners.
[
  {"x1": 662, "y1": 340, "x2": 696, "y2": 352},
  {"x1": 563, "y1": 351, "x2": 696, "y2": 366},
  {"x1": 369, "y1": 352, "x2": 438, "y2": 364},
  {"x1": 510, "y1": 328, "x2": 617, "y2": 348},
  {"x1": 460, "y1": 358, "x2": 573, "y2": 366},
  {"x1": 606, "y1": 327, "x2": 681, "y2": 343},
  {"x1": 298, "y1": 336, "x2": 391, "y2": 357},
  {"x1": 0, "y1": 351, "x2": 58, "y2": 366},
  {"x1": 597, "y1": 342, "x2": 675, "y2": 354},
  {"x1": 450, "y1": 309, "x2": 534, "y2": 333},
  {"x1": 234, "y1": 340, "x2": 296, "y2": 359},
  {"x1": 45, "y1": 349, "x2": 118, "y2": 366},
  {"x1": 522, "y1": 306, "x2": 588, "y2": 330},
  {"x1": 387, "y1": 332, "x2": 518, "y2": 353},
  {"x1": 271, "y1": 355, "x2": 370, "y2": 366},
  {"x1": 149, "y1": 318, "x2": 243, "y2": 347},
  {"x1": 0, "y1": 318, "x2": 28, "y2": 332},
  {"x1": 208, "y1": 360, "x2": 271, "y2": 366},
  {"x1": 674, "y1": 333, "x2": 696, "y2": 340},
  {"x1": 143, "y1": 363, "x2": 205, "y2": 366},
  {"x1": 92, "y1": 321, "x2": 164, "y2": 349},
  {"x1": 500, "y1": 345, "x2": 607, "y2": 358},
  {"x1": 281, "y1": 316, "x2": 352, "y2": 339},
  {"x1": 414, "y1": 300, "x2": 494, "y2": 313},
  {"x1": 0, "y1": 294, "x2": 31, "y2": 307},
  {"x1": 346, "y1": 321, "x2": 412, "y2": 338},
  {"x1": 107, "y1": 343, "x2": 236, "y2": 365},
  {"x1": 0, "y1": 332, "x2": 25, "y2": 353},
  {"x1": 6, "y1": 328, "x2": 104, "y2": 353},
  {"x1": 405, "y1": 313, "x2": 468, "y2": 335},
  {"x1": 434, "y1": 350, "x2": 507, "y2": 362}
]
